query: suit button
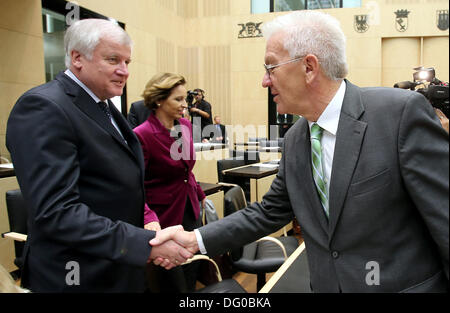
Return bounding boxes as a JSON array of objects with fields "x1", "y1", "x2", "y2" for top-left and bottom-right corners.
[{"x1": 332, "y1": 251, "x2": 339, "y2": 259}]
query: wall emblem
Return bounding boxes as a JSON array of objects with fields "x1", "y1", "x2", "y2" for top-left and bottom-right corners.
[
  {"x1": 238, "y1": 22, "x2": 263, "y2": 38},
  {"x1": 437, "y1": 10, "x2": 449, "y2": 31},
  {"x1": 354, "y1": 15, "x2": 369, "y2": 33},
  {"x1": 395, "y1": 9, "x2": 410, "y2": 32}
]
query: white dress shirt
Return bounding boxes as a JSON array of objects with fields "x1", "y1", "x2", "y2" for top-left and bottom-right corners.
[
  {"x1": 195, "y1": 80, "x2": 347, "y2": 254},
  {"x1": 307, "y1": 80, "x2": 346, "y2": 196}
]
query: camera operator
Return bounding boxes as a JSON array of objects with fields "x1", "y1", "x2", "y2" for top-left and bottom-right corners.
[
  {"x1": 394, "y1": 67, "x2": 449, "y2": 133},
  {"x1": 189, "y1": 88, "x2": 213, "y2": 142}
]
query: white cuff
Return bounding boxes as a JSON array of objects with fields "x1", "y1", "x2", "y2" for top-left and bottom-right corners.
[{"x1": 194, "y1": 229, "x2": 207, "y2": 255}]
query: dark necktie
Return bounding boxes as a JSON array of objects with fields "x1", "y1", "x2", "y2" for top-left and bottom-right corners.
[{"x1": 98, "y1": 101, "x2": 112, "y2": 120}]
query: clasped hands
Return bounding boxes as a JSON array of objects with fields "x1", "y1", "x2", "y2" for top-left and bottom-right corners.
[{"x1": 148, "y1": 225, "x2": 199, "y2": 270}]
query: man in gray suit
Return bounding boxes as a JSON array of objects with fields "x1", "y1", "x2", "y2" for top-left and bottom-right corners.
[{"x1": 151, "y1": 11, "x2": 449, "y2": 292}]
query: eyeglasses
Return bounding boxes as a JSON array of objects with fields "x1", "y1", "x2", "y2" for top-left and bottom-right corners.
[{"x1": 263, "y1": 57, "x2": 304, "y2": 77}]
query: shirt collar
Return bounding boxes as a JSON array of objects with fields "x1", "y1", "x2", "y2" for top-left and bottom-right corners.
[
  {"x1": 308, "y1": 80, "x2": 346, "y2": 136},
  {"x1": 64, "y1": 69, "x2": 103, "y2": 104}
]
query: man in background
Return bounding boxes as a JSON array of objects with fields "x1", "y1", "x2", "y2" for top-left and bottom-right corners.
[
  {"x1": 211, "y1": 115, "x2": 226, "y2": 143},
  {"x1": 127, "y1": 99, "x2": 151, "y2": 128},
  {"x1": 189, "y1": 88, "x2": 213, "y2": 142}
]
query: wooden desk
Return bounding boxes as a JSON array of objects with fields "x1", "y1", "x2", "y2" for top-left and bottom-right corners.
[
  {"x1": 222, "y1": 164, "x2": 278, "y2": 203},
  {"x1": 199, "y1": 182, "x2": 223, "y2": 196},
  {"x1": 259, "y1": 146, "x2": 282, "y2": 153},
  {"x1": 0, "y1": 167, "x2": 15, "y2": 178},
  {"x1": 234, "y1": 142, "x2": 259, "y2": 151},
  {"x1": 0, "y1": 174, "x2": 20, "y2": 272},
  {"x1": 193, "y1": 146, "x2": 229, "y2": 184},
  {"x1": 223, "y1": 164, "x2": 292, "y2": 236},
  {"x1": 198, "y1": 182, "x2": 224, "y2": 219},
  {"x1": 259, "y1": 242, "x2": 311, "y2": 293}
]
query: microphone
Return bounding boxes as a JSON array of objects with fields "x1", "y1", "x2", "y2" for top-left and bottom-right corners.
[{"x1": 393, "y1": 81, "x2": 417, "y2": 89}]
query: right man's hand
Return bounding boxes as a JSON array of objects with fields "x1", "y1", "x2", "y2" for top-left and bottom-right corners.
[{"x1": 149, "y1": 225, "x2": 199, "y2": 269}]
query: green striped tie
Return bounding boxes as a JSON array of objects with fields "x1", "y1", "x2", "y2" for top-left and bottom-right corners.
[{"x1": 310, "y1": 123, "x2": 329, "y2": 218}]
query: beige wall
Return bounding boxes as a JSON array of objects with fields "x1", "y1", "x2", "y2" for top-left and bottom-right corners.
[
  {"x1": 0, "y1": 0, "x2": 448, "y2": 270},
  {"x1": 0, "y1": 0, "x2": 45, "y2": 163}
]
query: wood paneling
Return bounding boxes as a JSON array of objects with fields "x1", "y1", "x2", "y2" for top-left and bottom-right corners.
[
  {"x1": 177, "y1": 0, "x2": 198, "y2": 18},
  {"x1": 203, "y1": 46, "x2": 231, "y2": 125},
  {"x1": 203, "y1": 0, "x2": 231, "y2": 17}
]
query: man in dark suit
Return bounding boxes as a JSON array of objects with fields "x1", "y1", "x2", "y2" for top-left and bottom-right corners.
[
  {"x1": 151, "y1": 11, "x2": 449, "y2": 292},
  {"x1": 211, "y1": 115, "x2": 227, "y2": 143},
  {"x1": 127, "y1": 100, "x2": 151, "y2": 128},
  {"x1": 6, "y1": 18, "x2": 191, "y2": 292}
]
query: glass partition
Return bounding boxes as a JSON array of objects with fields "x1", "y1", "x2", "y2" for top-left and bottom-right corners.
[
  {"x1": 251, "y1": 0, "x2": 360, "y2": 13},
  {"x1": 42, "y1": 8, "x2": 66, "y2": 82}
]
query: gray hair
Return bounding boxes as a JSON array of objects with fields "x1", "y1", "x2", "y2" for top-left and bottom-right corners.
[
  {"x1": 262, "y1": 11, "x2": 348, "y2": 80},
  {"x1": 64, "y1": 18, "x2": 133, "y2": 68}
]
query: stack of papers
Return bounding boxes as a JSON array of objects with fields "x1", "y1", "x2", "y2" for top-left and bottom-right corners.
[{"x1": 0, "y1": 163, "x2": 14, "y2": 169}]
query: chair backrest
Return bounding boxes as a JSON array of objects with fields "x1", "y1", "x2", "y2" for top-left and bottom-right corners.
[
  {"x1": 229, "y1": 150, "x2": 260, "y2": 165},
  {"x1": 223, "y1": 185, "x2": 247, "y2": 217},
  {"x1": 217, "y1": 157, "x2": 246, "y2": 182},
  {"x1": 223, "y1": 185, "x2": 247, "y2": 260},
  {"x1": 5, "y1": 189, "x2": 28, "y2": 268}
]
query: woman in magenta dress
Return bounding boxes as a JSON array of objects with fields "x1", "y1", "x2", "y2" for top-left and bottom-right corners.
[{"x1": 134, "y1": 73, "x2": 205, "y2": 292}]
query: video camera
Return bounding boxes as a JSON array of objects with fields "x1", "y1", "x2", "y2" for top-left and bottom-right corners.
[
  {"x1": 394, "y1": 67, "x2": 449, "y2": 117},
  {"x1": 186, "y1": 90, "x2": 198, "y2": 108}
]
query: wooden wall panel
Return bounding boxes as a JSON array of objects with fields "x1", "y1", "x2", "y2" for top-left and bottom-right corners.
[
  {"x1": 178, "y1": 46, "x2": 200, "y2": 90},
  {"x1": 382, "y1": 37, "x2": 421, "y2": 88},
  {"x1": 203, "y1": 46, "x2": 231, "y2": 125},
  {"x1": 156, "y1": 0, "x2": 175, "y2": 11},
  {"x1": 423, "y1": 36, "x2": 449, "y2": 83},
  {"x1": 177, "y1": 0, "x2": 198, "y2": 18},
  {"x1": 156, "y1": 38, "x2": 177, "y2": 73},
  {"x1": 204, "y1": 0, "x2": 231, "y2": 17}
]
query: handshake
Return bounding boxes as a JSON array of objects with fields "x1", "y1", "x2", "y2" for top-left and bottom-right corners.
[{"x1": 147, "y1": 225, "x2": 199, "y2": 270}]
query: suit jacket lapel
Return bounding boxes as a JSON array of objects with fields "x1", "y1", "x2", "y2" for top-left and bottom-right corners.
[
  {"x1": 56, "y1": 72, "x2": 137, "y2": 159},
  {"x1": 294, "y1": 119, "x2": 329, "y2": 234},
  {"x1": 108, "y1": 101, "x2": 143, "y2": 165},
  {"x1": 328, "y1": 81, "x2": 367, "y2": 240}
]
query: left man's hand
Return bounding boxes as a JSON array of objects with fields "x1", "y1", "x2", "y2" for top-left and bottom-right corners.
[
  {"x1": 147, "y1": 225, "x2": 195, "y2": 270},
  {"x1": 145, "y1": 221, "x2": 161, "y2": 231},
  {"x1": 149, "y1": 225, "x2": 199, "y2": 269}
]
